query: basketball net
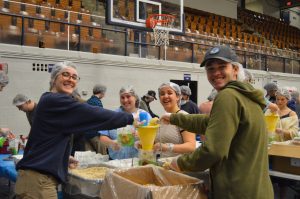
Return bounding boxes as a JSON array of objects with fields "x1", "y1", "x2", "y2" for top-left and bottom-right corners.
[{"x1": 146, "y1": 14, "x2": 175, "y2": 46}]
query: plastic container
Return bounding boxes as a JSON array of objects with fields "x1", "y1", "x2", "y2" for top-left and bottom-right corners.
[
  {"x1": 138, "y1": 150, "x2": 156, "y2": 166},
  {"x1": 9, "y1": 138, "x2": 19, "y2": 155}
]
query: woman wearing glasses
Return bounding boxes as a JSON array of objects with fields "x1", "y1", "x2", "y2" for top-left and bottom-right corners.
[{"x1": 15, "y1": 61, "x2": 136, "y2": 199}]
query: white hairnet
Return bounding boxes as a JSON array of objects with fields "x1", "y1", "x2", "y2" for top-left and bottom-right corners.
[
  {"x1": 276, "y1": 88, "x2": 291, "y2": 100},
  {"x1": 49, "y1": 61, "x2": 77, "y2": 90},
  {"x1": 119, "y1": 85, "x2": 139, "y2": 108},
  {"x1": 158, "y1": 82, "x2": 181, "y2": 96},
  {"x1": 12, "y1": 94, "x2": 29, "y2": 106},
  {"x1": 180, "y1": 85, "x2": 191, "y2": 96},
  {"x1": 158, "y1": 82, "x2": 181, "y2": 106}
]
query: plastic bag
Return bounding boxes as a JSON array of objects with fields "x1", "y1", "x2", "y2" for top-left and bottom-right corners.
[{"x1": 117, "y1": 125, "x2": 136, "y2": 147}]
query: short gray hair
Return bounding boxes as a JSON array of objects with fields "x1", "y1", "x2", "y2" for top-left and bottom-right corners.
[
  {"x1": 93, "y1": 84, "x2": 107, "y2": 95},
  {"x1": 0, "y1": 71, "x2": 8, "y2": 86},
  {"x1": 13, "y1": 94, "x2": 29, "y2": 106},
  {"x1": 119, "y1": 85, "x2": 139, "y2": 108},
  {"x1": 49, "y1": 61, "x2": 77, "y2": 90}
]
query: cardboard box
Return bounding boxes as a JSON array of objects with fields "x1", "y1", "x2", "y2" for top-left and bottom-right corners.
[
  {"x1": 100, "y1": 166, "x2": 207, "y2": 199},
  {"x1": 268, "y1": 143, "x2": 300, "y2": 175}
]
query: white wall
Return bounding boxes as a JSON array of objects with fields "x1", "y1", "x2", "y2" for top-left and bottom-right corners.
[
  {"x1": 184, "y1": 0, "x2": 238, "y2": 19},
  {"x1": 1, "y1": 44, "x2": 300, "y2": 136},
  {"x1": 0, "y1": 44, "x2": 210, "y2": 136}
]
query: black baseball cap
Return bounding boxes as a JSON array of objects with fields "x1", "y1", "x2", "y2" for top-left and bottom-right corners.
[
  {"x1": 146, "y1": 90, "x2": 157, "y2": 100},
  {"x1": 200, "y1": 45, "x2": 239, "y2": 67}
]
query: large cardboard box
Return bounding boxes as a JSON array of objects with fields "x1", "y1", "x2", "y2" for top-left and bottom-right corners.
[
  {"x1": 268, "y1": 143, "x2": 300, "y2": 175},
  {"x1": 100, "y1": 166, "x2": 207, "y2": 199}
]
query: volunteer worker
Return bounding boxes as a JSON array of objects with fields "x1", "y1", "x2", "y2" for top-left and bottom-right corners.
[{"x1": 15, "y1": 61, "x2": 136, "y2": 199}]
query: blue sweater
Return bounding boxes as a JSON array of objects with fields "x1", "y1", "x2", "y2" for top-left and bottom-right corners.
[{"x1": 17, "y1": 92, "x2": 133, "y2": 183}]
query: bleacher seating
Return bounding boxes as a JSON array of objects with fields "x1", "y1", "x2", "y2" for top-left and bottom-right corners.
[{"x1": 0, "y1": 0, "x2": 298, "y2": 73}]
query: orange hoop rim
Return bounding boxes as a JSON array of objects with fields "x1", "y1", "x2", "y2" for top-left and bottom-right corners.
[{"x1": 146, "y1": 14, "x2": 175, "y2": 29}]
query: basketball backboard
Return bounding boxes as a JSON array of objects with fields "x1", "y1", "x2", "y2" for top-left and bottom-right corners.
[{"x1": 107, "y1": 0, "x2": 184, "y2": 33}]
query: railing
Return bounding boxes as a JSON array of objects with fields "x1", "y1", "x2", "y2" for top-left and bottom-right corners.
[{"x1": 0, "y1": 1, "x2": 299, "y2": 74}]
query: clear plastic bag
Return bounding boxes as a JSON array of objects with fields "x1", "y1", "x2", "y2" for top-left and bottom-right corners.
[{"x1": 117, "y1": 125, "x2": 136, "y2": 147}]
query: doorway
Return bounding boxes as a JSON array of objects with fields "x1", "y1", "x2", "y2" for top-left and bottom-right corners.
[{"x1": 170, "y1": 80, "x2": 198, "y2": 104}]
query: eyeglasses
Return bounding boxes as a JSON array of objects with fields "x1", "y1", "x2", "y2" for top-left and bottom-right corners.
[{"x1": 60, "y1": 72, "x2": 80, "y2": 81}]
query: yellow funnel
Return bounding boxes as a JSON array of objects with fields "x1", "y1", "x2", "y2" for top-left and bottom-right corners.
[
  {"x1": 265, "y1": 114, "x2": 279, "y2": 133},
  {"x1": 137, "y1": 125, "x2": 159, "y2": 151}
]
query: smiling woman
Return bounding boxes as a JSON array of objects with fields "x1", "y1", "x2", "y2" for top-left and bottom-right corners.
[
  {"x1": 49, "y1": 61, "x2": 80, "y2": 95},
  {"x1": 153, "y1": 82, "x2": 196, "y2": 158},
  {"x1": 15, "y1": 61, "x2": 136, "y2": 199},
  {"x1": 99, "y1": 86, "x2": 152, "y2": 160}
]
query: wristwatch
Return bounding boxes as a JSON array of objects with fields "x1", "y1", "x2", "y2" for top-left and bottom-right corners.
[{"x1": 166, "y1": 143, "x2": 174, "y2": 152}]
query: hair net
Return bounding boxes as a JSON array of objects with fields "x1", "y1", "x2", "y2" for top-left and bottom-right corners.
[
  {"x1": 291, "y1": 90, "x2": 300, "y2": 100},
  {"x1": 93, "y1": 84, "x2": 107, "y2": 95},
  {"x1": 0, "y1": 71, "x2": 9, "y2": 86},
  {"x1": 12, "y1": 94, "x2": 29, "y2": 106},
  {"x1": 119, "y1": 85, "x2": 139, "y2": 108},
  {"x1": 49, "y1": 61, "x2": 78, "y2": 90},
  {"x1": 180, "y1": 85, "x2": 192, "y2": 96},
  {"x1": 158, "y1": 82, "x2": 181, "y2": 106},
  {"x1": 207, "y1": 89, "x2": 218, "y2": 101},
  {"x1": 276, "y1": 88, "x2": 291, "y2": 100},
  {"x1": 158, "y1": 82, "x2": 181, "y2": 96},
  {"x1": 263, "y1": 82, "x2": 278, "y2": 92}
]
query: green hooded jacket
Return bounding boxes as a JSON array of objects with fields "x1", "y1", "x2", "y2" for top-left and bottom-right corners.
[{"x1": 170, "y1": 81, "x2": 273, "y2": 199}]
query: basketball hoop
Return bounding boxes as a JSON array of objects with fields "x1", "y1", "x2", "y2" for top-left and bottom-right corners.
[{"x1": 146, "y1": 14, "x2": 175, "y2": 46}]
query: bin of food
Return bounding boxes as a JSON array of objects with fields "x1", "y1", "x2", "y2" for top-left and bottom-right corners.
[
  {"x1": 65, "y1": 164, "x2": 115, "y2": 197},
  {"x1": 101, "y1": 165, "x2": 207, "y2": 199}
]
